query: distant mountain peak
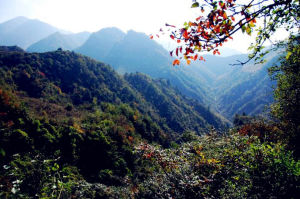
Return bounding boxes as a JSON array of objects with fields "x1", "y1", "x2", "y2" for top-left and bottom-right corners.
[
  {"x1": 2, "y1": 16, "x2": 29, "y2": 23},
  {"x1": 27, "y1": 31, "x2": 91, "y2": 52},
  {"x1": 0, "y1": 16, "x2": 59, "y2": 48},
  {"x1": 75, "y1": 27, "x2": 125, "y2": 61}
]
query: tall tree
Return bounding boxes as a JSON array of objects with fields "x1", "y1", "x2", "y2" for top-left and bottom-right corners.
[{"x1": 269, "y1": 35, "x2": 300, "y2": 156}]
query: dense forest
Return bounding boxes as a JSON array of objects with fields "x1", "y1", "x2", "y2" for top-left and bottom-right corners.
[
  {"x1": 0, "y1": 16, "x2": 277, "y2": 119},
  {"x1": 0, "y1": 41, "x2": 299, "y2": 198},
  {"x1": 0, "y1": 0, "x2": 299, "y2": 197}
]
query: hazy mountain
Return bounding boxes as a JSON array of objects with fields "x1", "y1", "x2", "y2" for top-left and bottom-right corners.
[
  {"x1": 0, "y1": 16, "x2": 29, "y2": 35},
  {"x1": 104, "y1": 30, "x2": 172, "y2": 75},
  {"x1": 216, "y1": 47, "x2": 243, "y2": 57},
  {"x1": 76, "y1": 27, "x2": 126, "y2": 61},
  {"x1": 76, "y1": 28, "x2": 276, "y2": 120},
  {"x1": 213, "y1": 52, "x2": 279, "y2": 119},
  {"x1": 0, "y1": 15, "x2": 277, "y2": 121},
  {"x1": 27, "y1": 31, "x2": 91, "y2": 52},
  {"x1": 0, "y1": 16, "x2": 60, "y2": 49},
  {"x1": 76, "y1": 29, "x2": 214, "y2": 105}
]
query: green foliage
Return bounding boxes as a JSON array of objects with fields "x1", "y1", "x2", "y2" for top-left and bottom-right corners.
[
  {"x1": 0, "y1": 48, "x2": 226, "y2": 134},
  {"x1": 0, "y1": 154, "x2": 82, "y2": 198},
  {"x1": 134, "y1": 133, "x2": 300, "y2": 198},
  {"x1": 269, "y1": 36, "x2": 300, "y2": 156},
  {"x1": 0, "y1": 47, "x2": 299, "y2": 198}
]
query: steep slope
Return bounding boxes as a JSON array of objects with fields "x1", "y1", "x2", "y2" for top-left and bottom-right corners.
[
  {"x1": 0, "y1": 15, "x2": 276, "y2": 121},
  {"x1": 27, "y1": 31, "x2": 90, "y2": 52},
  {"x1": 78, "y1": 29, "x2": 213, "y2": 105},
  {"x1": 214, "y1": 53, "x2": 278, "y2": 119},
  {"x1": 0, "y1": 17, "x2": 59, "y2": 49},
  {"x1": 125, "y1": 73, "x2": 227, "y2": 132},
  {"x1": 0, "y1": 48, "x2": 297, "y2": 199},
  {"x1": 0, "y1": 47, "x2": 227, "y2": 134},
  {"x1": 76, "y1": 28, "x2": 276, "y2": 120},
  {"x1": 185, "y1": 52, "x2": 277, "y2": 119},
  {"x1": 76, "y1": 27, "x2": 126, "y2": 61}
]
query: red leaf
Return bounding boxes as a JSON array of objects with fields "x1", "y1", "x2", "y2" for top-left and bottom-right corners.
[
  {"x1": 196, "y1": 16, "x2": 202, "y2": 21},
  {"x1": 183, "y1": 30, "x2": 189, "y2": 39},
  {"x1": 170, "y1": 51, "x2": 173, "y2": 56},
  {"x1": 150, "y1": 35, "x2": 153, "y2": 39},
  {"x1": 177, "y1": 39, "x2": 181, "y2": 43},
  {"x1": 172, "y1": 59, "x2": 180, "y2": 66},
  {"x1": 170, "y1": 35, "x2": 175, "y2": 40},
  {"x1": 176, "y1": 48, "x2": 179, "y2": 56},
  {"x1": 194, "y1": 54, "x2": 198, "y2": 61}
]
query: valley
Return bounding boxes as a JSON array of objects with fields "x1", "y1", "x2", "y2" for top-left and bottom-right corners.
[
  {"x1": 0, "y1": 11, "x2": 298, "y2": 199},
  {"x1": 0, "y1": 17, "x2": 275, "y2": 121}
]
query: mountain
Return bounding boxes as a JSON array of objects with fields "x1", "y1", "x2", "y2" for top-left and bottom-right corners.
[
  {"x1": 76, "y1": 28, "x2": 277, "y2": 120},
  {"x1": 0, "y1": 16, "x2": 60, "y2": 49},
  {"x1": 0, "y1": 47, "x2": 297, "y2": 199},
  {"x1": 214, "y1": 47, "x2": 243, "y2": 57},
  {"x1": 0, "y1": 45, "x2": 25, "y2": 52},
  {"x1": 0, "y1": 47, "x2": 227, "y2": 135},
  {"x1": 124, "y1": 73, "x2": 227, "y2": 132},
  {"x1": 213, "y1": 53, "x2": 278, "y2": 119},
  {"x1": 77, "y1": 29, "x2": 215, "y2": 105},
  {"x1": 27, "y1": 31, "x2": 90, "y2": 52},
  {"x1": 76, "y1": 27, "x2": 126, "y2": 61},
  {"x1": 0, "y1": 15, "x2": 276, "y2": 121}
]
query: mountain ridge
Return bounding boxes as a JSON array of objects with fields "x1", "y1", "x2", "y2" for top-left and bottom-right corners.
[
  {"x1": 0, "y1": 47, "x2": 228, "y2": 134},
  {"x1": 27, "y1": 31, "x2": 91, "y2": 52}
]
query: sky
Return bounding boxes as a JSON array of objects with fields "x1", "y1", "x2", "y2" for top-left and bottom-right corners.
[
  {"x1": 0, "y1": 0, "x2": 198, "y2": 33},
  {"x1": 0, "y1": 0, "x2": 291, "y2": 53}
]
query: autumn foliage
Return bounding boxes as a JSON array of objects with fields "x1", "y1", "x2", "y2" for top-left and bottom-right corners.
[{"x1": 151, "y1": 0, "x2": 299, "y2": 65}]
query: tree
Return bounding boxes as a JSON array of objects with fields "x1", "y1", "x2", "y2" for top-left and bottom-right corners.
[
  {"x1": 269, "y1": 35, "x2": 300, "y2": 155},
  {"x1": 153, "y1": 0, "x2": 299, "y2": 65}
]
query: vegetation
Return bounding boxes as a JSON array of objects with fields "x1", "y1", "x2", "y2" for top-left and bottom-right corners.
[
  {"x1": 0, "y1": 43, "x2": 299, "y2": 198},
  {"x1": 269, "y1": 36, "x2": 300, "y2": 156},
  {"x1": 0, "y1": 0, "x2": 299, "y2": 196},
  {"x1": 155, "y1": 0, "x2": 299, "y2": 65}
]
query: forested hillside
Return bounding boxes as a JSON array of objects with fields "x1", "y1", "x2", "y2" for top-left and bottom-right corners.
[
  {"x1": 0, "y1": 47, "x2": 226, "y2": 133},
  {"x1": 1, "y1": 0, "x2": 299, "y2": 198},
  {"x1": 0, "y1": 45, "x2": 298, "y2": 198},
  {"x1": 0, "y1": 16, "x2": 278, "y2": 120},
  {"x1": 76, "y1": 29, "x2": 276, "y2": 120}
]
